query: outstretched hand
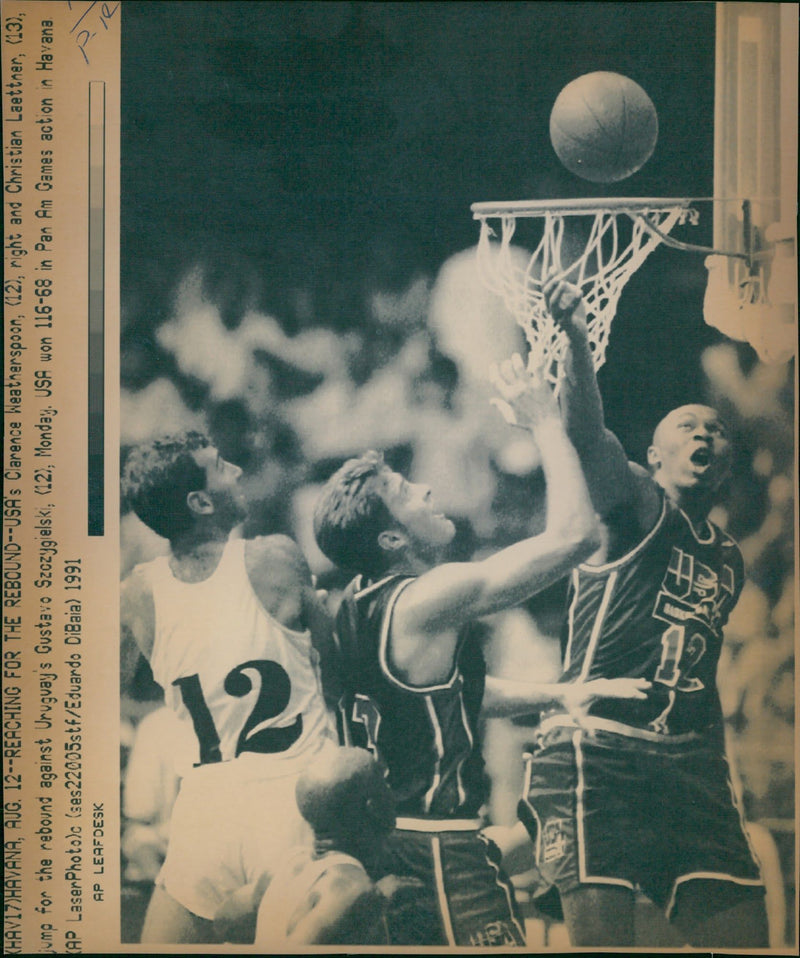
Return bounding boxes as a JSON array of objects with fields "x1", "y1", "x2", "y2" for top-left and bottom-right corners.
[
  {"x1": 543, "y1": 274, "x2": 587, "y2": 337},
  {"x1": 561, "y1": 678, "x2": 651, "y2": 726},
  {"x1": 489, "y1": 352, "x2": 559, "y2": 432}
]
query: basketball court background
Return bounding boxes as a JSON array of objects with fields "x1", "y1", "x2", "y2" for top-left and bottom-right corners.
[{"x1": 117, "y1": 2, "x2": 796, "y2": 948}]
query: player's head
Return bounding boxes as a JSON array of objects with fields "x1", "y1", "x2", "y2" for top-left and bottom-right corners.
[
  {"x1": 313, "y1": 451, "x2": 455, "y2": 576},
  {"x1": 647, "y1": 405, "x2": 732, "y2": 499},
  {"x1": 122, "y1": 431, "x2": 246, "y2": 543},
  {"x1": 296, "y1": 747, "x2": 395, "y2": 853}
]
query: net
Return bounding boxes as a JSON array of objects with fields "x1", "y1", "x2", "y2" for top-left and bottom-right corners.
[{"x1": 472, "y1": 198, "x2": 699, "y2": 391}]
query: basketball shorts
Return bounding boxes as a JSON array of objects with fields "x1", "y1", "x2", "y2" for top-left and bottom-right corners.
[
  {"x1": 379, "y1": 818, "x2": 526, "y2": 947},
  {"x1": 157, "y1": 745, "x2": 335, "y2": 920},
  {"x1": 520, "y1": 724, "x2": 764, "y2": 917}
]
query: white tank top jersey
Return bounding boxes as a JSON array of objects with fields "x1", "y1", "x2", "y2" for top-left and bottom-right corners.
[{"x1": 140, "y1": 538, "x2": 335, "y2": 774}]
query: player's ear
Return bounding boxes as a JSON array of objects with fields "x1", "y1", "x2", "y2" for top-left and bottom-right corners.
[
  {"x1": 646, "y1": 445, "x2": 661, "y2": 471},
  {"x1": 377, "y1": 529, "x2": 407, "y2": 554},
  {"x1": 187, "y1": 489, "x2": 214, "y2": 516}
]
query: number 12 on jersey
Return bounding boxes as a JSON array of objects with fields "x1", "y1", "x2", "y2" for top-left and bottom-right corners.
[
  {"x1": 173, "y1": 659, "x2": 303, "y2": 765},
  {"x1": 337, "y1": 693, "x2": 382, "y2": 758},
  {"x1": 650, "y1": 624, "x2": 707, "y2": 733}
]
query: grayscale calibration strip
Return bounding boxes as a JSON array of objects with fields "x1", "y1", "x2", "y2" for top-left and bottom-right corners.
[{"x1": 88, "y1": 81, "x2": 105, "y2": 536}]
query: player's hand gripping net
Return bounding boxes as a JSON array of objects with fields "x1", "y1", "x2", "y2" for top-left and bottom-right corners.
[{"x1": 473, "y1": 199, "x2": 698, "y2": 394}]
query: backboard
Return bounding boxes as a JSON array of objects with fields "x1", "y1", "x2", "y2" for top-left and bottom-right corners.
[{"x1": 707, "y1": 2, "x2": 797, "y2": 363}]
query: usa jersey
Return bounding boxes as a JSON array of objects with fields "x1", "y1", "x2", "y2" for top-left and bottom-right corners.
[
  {"x1": 559, "y1": 496, "x2": 744, "y2": 737},
  {"x1": 334, "y1": 575, "x2": 486, "y2": 817},
  {"x1": 139, "y1": 537, "x2": 335, "y2": 771}
]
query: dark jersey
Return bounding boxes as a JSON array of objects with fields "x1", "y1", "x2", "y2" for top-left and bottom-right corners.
[
  {"x1": 334, "y1": 574, "x2": 487, "y2": 817},
  {"x1": 559, "y1": 495, "x2": 744, "y2": 737}
]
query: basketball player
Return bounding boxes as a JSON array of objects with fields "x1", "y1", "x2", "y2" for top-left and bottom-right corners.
[
  {"x1": 312, "y1": 358, "x2": 651, "y2": 947},
  {"x1": 215, "y1": 747, "x2": 418, "y2": 945},
  {"x1": 120, "y1": 432, "x2": 339, "y2": 943},
  {"x1": 518, "y1": 277, "x2": 768, "y2": 947}
]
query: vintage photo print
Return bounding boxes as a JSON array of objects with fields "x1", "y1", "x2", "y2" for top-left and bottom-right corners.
[{"x1": 3, "y1": 1, "x2": 797, "y2": 953}]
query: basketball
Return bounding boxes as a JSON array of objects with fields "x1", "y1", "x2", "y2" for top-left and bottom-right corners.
[{"x1": 549, "y1": 72, "x2": 658, "y2": 182}]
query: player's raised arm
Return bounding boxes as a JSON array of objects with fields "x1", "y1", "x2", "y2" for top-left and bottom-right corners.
[
  {"x1": 394, "y1": 354, "x2": 601, "y2": 636},
  {"x1": 543, "y1": 276, "x2": 660, "y2": 524}
]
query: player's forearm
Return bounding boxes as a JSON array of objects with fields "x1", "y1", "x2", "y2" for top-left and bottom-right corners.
[
  {"x1": 558, "y1": 326, "x2": 608, "y2": 449},
  {"x1": 557, "y1": 333, "x2": 641, "y2": 518},
  {"x1": 468, "y1": 528, "x2": 596, "y2": 619},
  {"x1": 483, "y1": 674, "x2": 652, "y2": 718},
  {"x1": 482, "y1": 675, "x2": 568, "y2": 717},
  {"x1": 460, "y1": 424, "x2": 597, "y2": 616},
  {"x1": 536, "y1": 417, "x2": 599, "y2": 546}
]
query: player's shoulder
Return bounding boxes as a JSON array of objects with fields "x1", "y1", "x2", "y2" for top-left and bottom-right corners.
[
  {"x1": 245, "y1": 534, "x2": 311, "y2": 580},
  {"x1": 121, "y1": 562, "x2": 155, "y2": 612},
  {"x1": 628, "y1": 460, "x2": 651, "y2": 481},
  {"x1": 313, "y1": 858, "x2": 374, "y2": 905},
  {"x1": 711, "y1": 521, "x2": 744, "y2": 564},
  {"x1": 247, "y1": 532, "x2": 304, "y2": 558},
  {"x1": 607, "y1": 460, "x2": 664, "y2": 536},
  {"x1": 351, "y1": 573, "x2": 410, "y2": 601}
]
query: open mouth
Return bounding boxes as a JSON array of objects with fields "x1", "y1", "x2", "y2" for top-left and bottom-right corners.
[{"x1": 690, "y1": 447, "x2": 712, "y2": 467}]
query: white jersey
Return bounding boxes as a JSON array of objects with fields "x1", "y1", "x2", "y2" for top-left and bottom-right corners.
[{"x1": 139, "y1": 537, "x2": 335, "y2": 773}]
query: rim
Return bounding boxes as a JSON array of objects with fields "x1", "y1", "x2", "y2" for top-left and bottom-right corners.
[{"x1": 471, "y1": 197, "x2": 695, "y2": 217}]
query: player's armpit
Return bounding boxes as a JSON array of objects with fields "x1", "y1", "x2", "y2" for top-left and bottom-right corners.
[
  {"x1": 245, "y1": 534, "x2": 315, "y2": 630},
  {"x1": 303, "y1": 585, "x2": 343, "y2": 707}
]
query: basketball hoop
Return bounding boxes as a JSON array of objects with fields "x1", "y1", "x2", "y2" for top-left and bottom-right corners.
[{"x1": 472, "y1": 197, "x2": 701, "y2": 391}]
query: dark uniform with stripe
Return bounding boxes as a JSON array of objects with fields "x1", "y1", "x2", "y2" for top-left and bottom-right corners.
[
  {"x1": 521, "y1": 496, "x2": 764, "y2": 916},
  {"x1": 335, "y1": 574, "x2": 525, "y2": 946}
]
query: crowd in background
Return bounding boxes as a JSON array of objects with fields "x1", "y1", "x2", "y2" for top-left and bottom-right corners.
[{"x1": 119, "y1": 254, "x2": 795, "y2": 945}]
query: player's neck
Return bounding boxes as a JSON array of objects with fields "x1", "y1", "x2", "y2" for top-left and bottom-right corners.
[
  {"x1": 388, "y1": 554, "x2": 434, "y2": 576},
  {"x1": 169, "y1": 526, "x2": 235, "y2": 581},
  {"x1": 388, "y1": 542, "x2": 446, "y2": 577}
]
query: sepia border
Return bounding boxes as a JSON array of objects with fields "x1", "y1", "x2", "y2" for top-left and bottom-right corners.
[{"x1": 3, "y1": 1, "x2": 797, "y2": 954}]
